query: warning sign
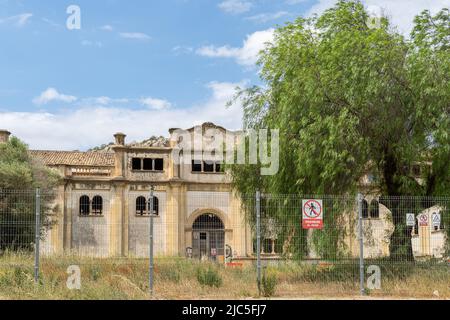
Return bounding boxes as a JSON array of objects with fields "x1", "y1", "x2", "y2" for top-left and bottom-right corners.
[
  {"x1": 418, "y1": 214, "x2": 428, "y2": 227},
  {"x1": 302, "y1": 199, "x2": 323, "y2": 229},
  {"x1": 431, "y1": 212, "x2": 441, "y2": 228},
  {"x1": 406, "y1": 213, "x2": 415, "y2": 227}
]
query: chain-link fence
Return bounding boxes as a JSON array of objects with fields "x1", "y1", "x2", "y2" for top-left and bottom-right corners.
[{"x1": 0, "y1": 188, "x2": 448, "y2": 298}]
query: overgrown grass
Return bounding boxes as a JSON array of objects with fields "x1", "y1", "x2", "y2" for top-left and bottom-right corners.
[{"x1": 0, "y1": 255, "x2": 448, "y2": 300}]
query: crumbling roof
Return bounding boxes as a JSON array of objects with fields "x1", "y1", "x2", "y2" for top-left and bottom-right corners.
[
  {"x1": 29, "y1": 150, "x2": 115, "y2": 167},
  {"x1": 88, "y1": 136, "x2": 170, "y2": 152}
]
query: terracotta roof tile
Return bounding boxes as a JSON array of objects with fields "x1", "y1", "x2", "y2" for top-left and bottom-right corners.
[{"x1": 29, "y1": 150, "x2": 115, "y2": 167}]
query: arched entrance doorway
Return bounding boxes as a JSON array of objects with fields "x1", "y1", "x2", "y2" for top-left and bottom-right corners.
[{"x1": 192, "y1": 214, "x2": 225, "y2": 261}]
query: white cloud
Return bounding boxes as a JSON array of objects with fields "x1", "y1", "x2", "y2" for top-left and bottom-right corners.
[
  {"x1": 245, "y1": 11, "x2": 289, "y2": 23},
  {"x1": 139, "y1": 97, "x2": 172, "y2": 110},
  {"x1": 172, "y1": 45, "x2": 194, "y2": 55},
  {"x1": 0, "y1": 13, "x2": 33, "y2": 27},
  {"x1": 32, "y1": 88, "x2": 77, "y2": 105},
  {"x1": 100, "y1": 25, "x2": 113, "y2": 31},
  {"x1": 305, "y1": 0, "x2": 450, "y2": 35},
  {"x1": 79, "y1": 97, "x2": 130, "y2": 106},
  {"x1": 218, "y1": 0, "x2": 253, "y2": 14},
  {"x1": 196, "y1": 28, "x2": 274, "y2": 67},
  {"x1": 119, "y1": 32, "x2": 151, "y2": 41},
  {"x1": 286, "y1": 0, "x2": 308, "y2": 4},
  {"x1": 0, "y1": 81, "x2": 246, "y2": 150},
  {"x1": 81, "y1": 40, "x2": 103, "y2": 48}
]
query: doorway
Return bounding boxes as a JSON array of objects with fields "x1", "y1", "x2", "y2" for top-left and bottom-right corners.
[{"x1": 192, "y1": 214, "x2": 225, "y2": 261}]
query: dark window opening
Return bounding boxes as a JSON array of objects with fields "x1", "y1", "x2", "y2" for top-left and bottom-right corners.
[
  {"x1": 192, "y1": 160, "x2": 202, "y2": 172},
  {"x1": 362, "y1": 200, "x2": 369, "y2": 219},
  {"x1": 92, "y1": 196, "x2": 103, "y2": 215},
  {"x1": 154, "y1": 158, "x2": 164, "y2": 171},
  {"x1": 215, "y1": 163, "x2": 222, "y2": 173},
  {"x1": 203, "y1": 161, "x2": 215, "y2": 172},
  {"x1": 136, "y1": 196, "x2": 146, "y2": 215},
  {"x1": 132, "y1": 158, "x2": 142, "y2": 170},
  {"x1": 369, "y1": 200, "x2": 380, "y2": 219},
  {"x1": 413, "y1": 216, "x2": 419, "y2": 235},
  {"x1": 79, "y1": 196, "x2": 90, "y2": 216},
  {"x1": 143, "y1": 158, "x2": 153, "y2": 171},
  {"x1": 148, "y1": 196, "x2": 159, "y2": 216}
]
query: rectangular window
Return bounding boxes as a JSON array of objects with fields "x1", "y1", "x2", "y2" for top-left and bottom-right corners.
[
  {"x1": 192, "y1": 160, "x2": 202, "y2": 172},
  {"x1": 215, "y1": 163, "x2": 222, "y2": 173},
  {"x1": 132, "y1": 158, "x2": 142, "y2": 170},
  {"x1": 203, "y1": 161, "x2": 214, "y2": 172},
  {"x1": 143, "y1": 158, "x2": 153, "y2": 171},
  {"x1": 154, "y1": 158, "x2": 164, "y2": 171}
]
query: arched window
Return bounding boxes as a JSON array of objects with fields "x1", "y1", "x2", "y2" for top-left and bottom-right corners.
[
  {"x1": 92, "y1": 196, "x2": 103, "y2": 215},
  {"x1": 362, "y1": 199, "x2": 369, "y2": 219},
  {"x1": 79, "y1": 195, "x2": 90, "y2": 216},
  {"x1": 369, "y1": 200, "x2": 380, "y2": 219},
  {"x1": 136, "y1": 196, "x2": 147, "y2": 216},
  {"x1": 148, "y1": 196, "x2": 159, "y2": 216}
]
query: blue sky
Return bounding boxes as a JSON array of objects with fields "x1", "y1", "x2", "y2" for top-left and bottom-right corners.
[{"x1": 0, "y1": 0, "x2": 448, "y2": 150}]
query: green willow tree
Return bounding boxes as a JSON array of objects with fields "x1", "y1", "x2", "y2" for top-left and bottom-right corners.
[
  {"x1": 0, "y1": 136, "x2": 60, "y2": 251},
  {"x1": 229, "y1": 1, "x2": 450, "y2": 261}
]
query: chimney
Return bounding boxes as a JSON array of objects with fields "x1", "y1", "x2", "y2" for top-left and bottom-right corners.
[
  {"x1": 114, "y1": 132, "x2": 126, "y2": 146},
  {"x1": 0, "y1": 130, "x2": 11, "y2": 144}
]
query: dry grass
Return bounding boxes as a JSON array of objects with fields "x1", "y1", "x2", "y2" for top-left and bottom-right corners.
[{"x1": 0, "y1": 255, "x2": 448, "y2": 300}]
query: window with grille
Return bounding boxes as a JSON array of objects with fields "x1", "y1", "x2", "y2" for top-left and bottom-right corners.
[
  {"x1": 79, "y1": 195, "x2": 90, "y2": 216},
  {"x1": 92, "y1": 196, "x2": 103, "y2": 215}
]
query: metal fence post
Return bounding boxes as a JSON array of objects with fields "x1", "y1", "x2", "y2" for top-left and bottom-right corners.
[
  {"x1": 149, "y1": 186, "x2": 154, "y2": 296},
  {"x1": 34, "y1": 188, "x2": 41, "y2": 284},
  {"x1": 256, "y1": 191, "x2": 261, "y2": 295},
  {"x1": 357, "y1": 193, "x2": 365, "y2": 296}
]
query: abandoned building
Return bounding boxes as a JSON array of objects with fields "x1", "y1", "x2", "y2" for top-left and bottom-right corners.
[{"x1": 0, "y1": 125, "x2": 446, "y2": 262}]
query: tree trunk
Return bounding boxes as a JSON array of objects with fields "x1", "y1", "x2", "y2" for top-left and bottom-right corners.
[
  {"x1": 388, "y1": 204, "x2": 414, "y2": 261},
  {"x1": 382, "y1": 149, "x2": 414, "y2": 262}
]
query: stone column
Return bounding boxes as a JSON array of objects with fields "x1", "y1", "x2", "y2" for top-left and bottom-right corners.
[
  {"x1": 63, "y1": 183, "x2": 73, "y2": 253},
  {"x1": 110, "y1": 182, "x2": 125, "y2": 256},
  {"x1": 167, "y1": 182, "x2": 183, "y2": 256}
]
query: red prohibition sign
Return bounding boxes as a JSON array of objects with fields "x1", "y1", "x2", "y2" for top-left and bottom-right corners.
[
  {"x1": 419, "y1": 215, "x2": 428, "y2": 222},
  {"x1": 304, "y1": 200, "x2": 322, "y2": 218}
]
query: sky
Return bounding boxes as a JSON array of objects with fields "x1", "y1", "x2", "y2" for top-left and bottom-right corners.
[{"x1": 0, "y1": 0, "x2": 448, "y2": 150}]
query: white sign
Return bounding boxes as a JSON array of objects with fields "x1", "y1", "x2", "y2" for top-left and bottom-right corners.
[
  {"x1": 431, "y1": 212, "x2": 441, "y2": 228},
  {"x1": 406, "y1": 213, "x2": 415, "y2": 227},
  {"x1": 302, "y1": 199, "x2": 323, "y2": 229},
  {"x1": 418, "y1": 214, "x2": 428, "y2": 227}
]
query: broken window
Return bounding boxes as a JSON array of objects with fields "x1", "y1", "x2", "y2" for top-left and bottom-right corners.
[
  {"x1": 203, "y1": 161, "x2": 215, "y2": 172},
  {"x1": 143, "y1": 158, "x2": 153, "y2": 171},
  {"x1": 132, "y1": 158, "x2": 142, "y2": 170},
  {"x1": 154, "y1": 158, "x2": 164, "y2": 171},
  {"x1": 192, "y1": 160, "x2": 202, "y2": 172}
]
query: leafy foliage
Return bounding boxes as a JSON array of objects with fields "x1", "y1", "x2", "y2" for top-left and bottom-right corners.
[
  {"x1": 0, "y1": 137, "x2": 61, "y2": 251},
  {"x1": 228, "y1": 0, "x2": 450, "y2": 260}
]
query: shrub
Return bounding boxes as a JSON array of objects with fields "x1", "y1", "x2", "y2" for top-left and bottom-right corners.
[
  {"x1": 197, "y1": 265, "x2": 222, "y2": 288},
  {"x1": 89, "y1": 265, "x2": 102, "y2": 281},
  {"x1": 261, "y1": 268, "x2": 277, "y2": 297}
]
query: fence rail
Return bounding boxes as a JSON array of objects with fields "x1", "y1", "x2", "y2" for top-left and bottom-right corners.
[{"x1": 0, "y1": 188, "x2": 448, "y2": 298}]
